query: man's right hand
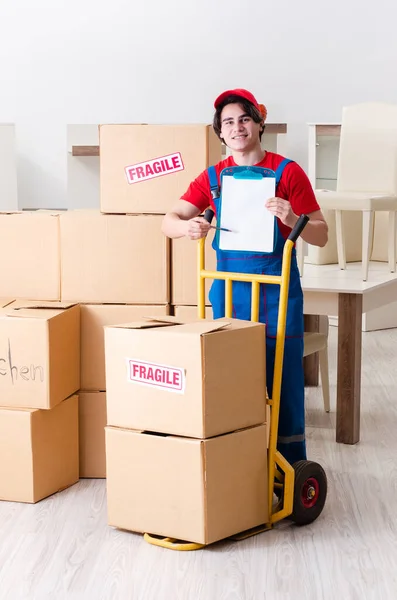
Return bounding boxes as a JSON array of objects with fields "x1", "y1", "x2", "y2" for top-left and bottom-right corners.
[
  {"x1": 162, "y1": 200, "x2": 212, "y2": 240},
  {"x1": 185, "y1": 217, "x2": 211, "y2": 240}
]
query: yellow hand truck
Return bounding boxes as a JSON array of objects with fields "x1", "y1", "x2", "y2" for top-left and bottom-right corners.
[{"x1": 145, "y1": 213, "x2": 327, "y2": 551}]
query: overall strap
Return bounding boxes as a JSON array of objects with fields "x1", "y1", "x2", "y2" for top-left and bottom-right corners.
[
  {"x1": 207, "y1": 166, "x2": 220, "y2": 200},
  {"x1": 275, "y1": 158, "x2": 293, "y2": 186}
]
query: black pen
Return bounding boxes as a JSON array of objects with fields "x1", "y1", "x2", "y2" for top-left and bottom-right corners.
[
  {"x1": 199, "y1": 214, "x2": 233, "y2": 232},
  {"x1": 208, "y1": 225, "x2": 233, "y2": 232}
]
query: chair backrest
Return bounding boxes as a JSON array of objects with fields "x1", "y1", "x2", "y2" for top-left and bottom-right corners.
[{"x1": 337, "y1": 103, "x2": 397, "y2": 195}]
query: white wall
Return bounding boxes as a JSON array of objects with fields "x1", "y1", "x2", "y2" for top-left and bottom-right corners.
[{"x1": 1, "y1": 0, "x2": 397, "y2": 209}]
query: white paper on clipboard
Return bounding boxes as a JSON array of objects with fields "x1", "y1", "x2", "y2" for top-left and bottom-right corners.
[{"x1": 218, "y1": 175, "x2": 276, "y2": 252}]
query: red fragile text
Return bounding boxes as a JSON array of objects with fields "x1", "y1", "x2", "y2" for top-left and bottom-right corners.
[
  {"x1": 125, "y1": 152, "x2": 184, "y2": 184},
  {"x1": 128, "y1": 359, "x2": 184, "y2": 392}
]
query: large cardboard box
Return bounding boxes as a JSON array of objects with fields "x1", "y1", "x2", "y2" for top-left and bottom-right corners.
[
  {"x1": 0, "y1": 300, "x2": 80, "y2": 409},
  {"x1": 0, "y1": 394, "x2": 79, "y2": 503},
  {"x1": 172, "y1": 229, "x2": 216, "y2": 305},
  {"x1": 174, "y1": 305, "x2": 213, "y2": 320},
  {"x1": 60, "y1": 211, "x2": 169, "y2": 304},
  {"x1": 99, "y1": 124, "x2": 222, "y2": 215},
  {"x1": 79, "y1": 391, "x2": 107, "y2": 478},
  {"x1": 105, "y1": 317, "x2": 266, "y2": 438},
  {"x1": 81, "y1": 304, "x2": 169, "y2": 391},
  {"x1": 0, "y1": 211, "x2": 61, "y2": 300},
  {"x1": 106, "y1": 424, "x2": 268, "y2": 545}
]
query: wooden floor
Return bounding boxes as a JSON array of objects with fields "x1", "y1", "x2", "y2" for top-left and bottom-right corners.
[{"x1": 1, "y1": 326, "x2": 397, "y2": 600}]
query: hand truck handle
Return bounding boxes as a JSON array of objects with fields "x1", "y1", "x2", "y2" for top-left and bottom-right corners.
[
  {"x1": 203, "y1": 208, "x2": 215, "y2": 224},
  {"x1": 287, "y1": 214, "x2": 309, "y2": 243}
]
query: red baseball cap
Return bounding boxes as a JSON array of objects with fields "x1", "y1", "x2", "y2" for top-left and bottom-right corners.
[{"x1": 214, "y1": 88, "x2": 260, "y2": 110}]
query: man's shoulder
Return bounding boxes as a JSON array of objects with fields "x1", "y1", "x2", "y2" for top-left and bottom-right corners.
[
  {"x1": 263, "y1": 152, "x2": 291, "y2": 169},
  {"x1": 213, "y1": 156, "x2": 234, "y2": 171},
  {"x1": 264, "y1": 152, "x2": 308, "y2": 181}
]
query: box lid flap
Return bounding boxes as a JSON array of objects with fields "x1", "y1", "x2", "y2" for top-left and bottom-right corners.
[
  {"x1": 4, "y1": 300, "x2": 77, "y2": 319},
  {"x1": 106, "y1": 320, "x2": 174, "y2": 331},
  {"x1": 0, "y1": 298, "x2": 15, "y2": 308},
  {"x1": 167, "y1": 320, "x2": 231, "y2": 336},
  {"x1": 142, "y1": 315, "x2": 187, "y2": 325}
]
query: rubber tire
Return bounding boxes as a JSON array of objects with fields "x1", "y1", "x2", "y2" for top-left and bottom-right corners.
[{"x1": 290, "y1": 460, "x2": 327, "y2": 525}]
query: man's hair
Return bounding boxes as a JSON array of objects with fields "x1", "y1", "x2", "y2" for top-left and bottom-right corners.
[{"x1": 212, "y1": 95, "x2": 266, "y2": 142}]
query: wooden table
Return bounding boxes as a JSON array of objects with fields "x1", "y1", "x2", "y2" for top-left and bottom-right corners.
[{"x1": 301, "y1": 261, "x2": 397, "y2": 444}]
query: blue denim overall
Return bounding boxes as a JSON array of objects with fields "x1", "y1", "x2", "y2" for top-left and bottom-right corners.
[{"x1": 207, "y1": 161, "x2": 306, "y2": 464}]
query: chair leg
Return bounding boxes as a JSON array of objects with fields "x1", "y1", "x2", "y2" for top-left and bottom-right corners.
[
  {"x1": 362, "y1": 210, "x2": 374, "y2": 281},
  {"x1": 335, "y1": 210, "x2": 346, "y2": 270},
  {"x1": 296, "y1": 238, "x2": 305, "y2": 276},
  {"x1": 318, "y1": 347, "x2": 330, "y2": 413},
  {"x1": 388, "y1": 211, "x2": 396, "y2": 273}
]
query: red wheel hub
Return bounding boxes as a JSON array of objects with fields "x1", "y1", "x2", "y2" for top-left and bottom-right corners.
[{"x1": 301, "y1": 477, "x2": 319, "y2": 508}]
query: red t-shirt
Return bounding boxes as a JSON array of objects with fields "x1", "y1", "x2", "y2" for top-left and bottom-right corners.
[{"x1": 181, "y1": 152, "x2": 320, "y2": 239}]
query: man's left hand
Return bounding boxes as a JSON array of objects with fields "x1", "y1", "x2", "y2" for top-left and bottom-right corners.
[{"x1": 265, "y1": 197, "x2": 298, "y2": 229}]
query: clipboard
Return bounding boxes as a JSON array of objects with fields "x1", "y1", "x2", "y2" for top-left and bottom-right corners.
[{"x1": 216, "y1": 166, "x2": 277, "y2": 253}]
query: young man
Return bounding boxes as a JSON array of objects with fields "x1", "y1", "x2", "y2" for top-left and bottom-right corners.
[{"x1": 162, "y1": 88, "x2": 328, "y2": 465}]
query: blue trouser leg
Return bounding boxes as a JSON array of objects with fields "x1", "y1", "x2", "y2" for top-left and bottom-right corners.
[{"x1": 266, "y1": 336, "x2": 306, "y2": 465}]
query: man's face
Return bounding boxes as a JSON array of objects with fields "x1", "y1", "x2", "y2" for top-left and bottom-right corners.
[{"x1": 220, "y1": 103, "x2": 262, "y2": 151}]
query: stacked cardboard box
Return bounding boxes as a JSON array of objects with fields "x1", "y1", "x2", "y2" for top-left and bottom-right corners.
[
  {"x1": 0, "y1": 298, "x2": 80, "y2": 503},
  {"x1": 0, "y1": 123, "x2": 222, "y2": 494},
  {"x1": 104, "y1": 316, "x2": 269, "y2": 545},
  {"x1": 58, "y1": 210, "x2": 170, "y2": 477},
  {"x1": 172, "y1": 228, "x2": 217, "y2": 320},
  {"x1": 99, "y1": 122, "x2": 222, "y2": 322},
  {"x1": 0, "y1": 211, "x2": 61, "y2": 301},
  {"x1": 65, "y1": 123, "x2": 222, "y2": 478}
]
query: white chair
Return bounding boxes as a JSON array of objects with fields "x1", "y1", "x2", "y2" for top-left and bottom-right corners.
[
  {"x1": 315, "y1": 103, "x2": 397, "y2": 281},
  {"x1": 303, "y1": 318, "x2": 330, "y2": 413},
  {"x1": 296, "y1": 237, "x2": 306, "y2": 276}
]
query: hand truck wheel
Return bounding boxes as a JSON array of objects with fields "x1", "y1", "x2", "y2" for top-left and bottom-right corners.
[{"x1": 290, "y1": 460, "x2": 327, "y2": 525}]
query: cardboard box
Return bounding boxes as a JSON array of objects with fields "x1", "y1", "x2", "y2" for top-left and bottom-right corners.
[
  {"x1": 172, "y1": 229, "x2": 216, "y2": 305},
  {"x1": 60, "y1": 211, "x2": 169, "y2": 304},
  {"x1": 0, "y1": 394, "x2": 79, "y2": 503},
  {"x1": 0, "y1": 211, "x2": 61, "y2": 300},
  {"x1": 99, "y1": 124, "x2": 222, "y2": 215},
  {"x1": 174, "y1": 305, "x2": 213, "y2": 320},
  {"x1": 79, "y1": 391, "x2": 107, "y2": 478},
  {"x1": 106, "y1": 424, "x2": 268, "y2": 545},
  {"x1": 81, "y1": 304, "x2": 170, "y2": 391},
  {"x1": 0, "y1": 300, "x2": 80, "y2": 409},
  {"x1": 105, "y1": 317, "x2": 266, "y2": 438}
]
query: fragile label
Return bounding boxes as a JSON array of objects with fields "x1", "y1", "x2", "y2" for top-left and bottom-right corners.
[
  {"x1": 127, "y1": 359, "x2": 185, "y2": 393},
  {"x1": 125, "y1": 152, "x2": 184, "y2": 184}
]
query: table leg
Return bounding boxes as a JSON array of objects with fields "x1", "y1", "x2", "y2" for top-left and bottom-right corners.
[
  {"x1": 304, "y1": 314, "x2": 319, "y2": 386},
  {"x1": 336, "y1": 293, "x2": 362, "y2": 444}
]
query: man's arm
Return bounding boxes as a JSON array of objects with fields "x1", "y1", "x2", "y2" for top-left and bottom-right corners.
[
  {"x1": 161, "y1": 200, "x2": 211, "y2": 240},
  {"x1": 292, "y1": 209, "x2": 328, "y2": 247},
  {"x1": 266, "y1": 161, "x2": 328, "y2": 247},
  {"x1": 265, "y1": 198, "x2": 328, "y2": 247}
]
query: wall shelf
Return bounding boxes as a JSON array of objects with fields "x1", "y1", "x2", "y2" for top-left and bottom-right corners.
[
  {"x1": 264, "y1": 124, "x2": 287, "y2": 134},
  {"x1": 70, "y1": 124, "x2": 287, "y2": 158},
  {"x1": 71, "y1": 145, "x2": 99, "y2": 157},
  {"x1": 315, "y1": 124, "x2": 341, "y2": 136}
]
